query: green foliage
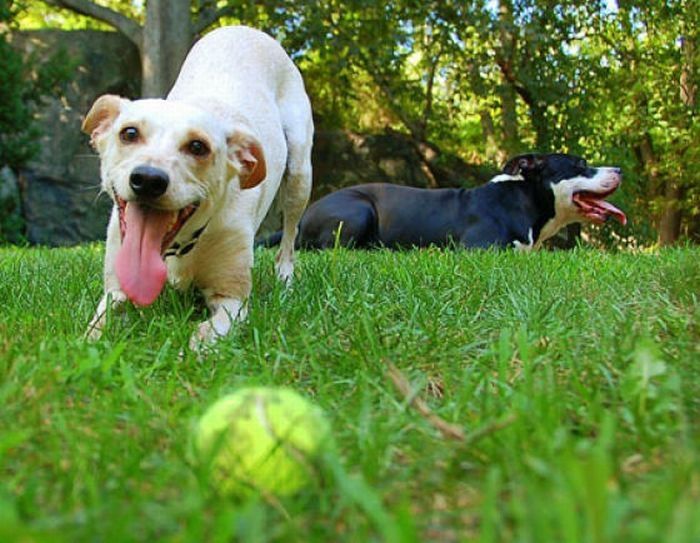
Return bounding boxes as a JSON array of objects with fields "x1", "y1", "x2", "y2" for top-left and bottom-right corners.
[
  {"x1": 0, "y1": 16, "x2": 38, "y2": 166},
  {"x1": 0, "y1": 0, "x2": 74, "y2": 169},
  {"x1": 12, "y1": 0, "x2": 700, "y2": 243},
  {"x1": 223, "y1": 0, "x2": 698, "y2": 244},
  {"x1": 579, "y1": 1, "x2": 699, "y2": 242},
  {"x1": 0, "y1": 209, "x2": 25, "y2": 245},
  {"x1": 14, "y1": 0, "x2": 142, "y2": 28},
  {"x1": 0, "y1": 245, "x2": 698, "y2": 540}
]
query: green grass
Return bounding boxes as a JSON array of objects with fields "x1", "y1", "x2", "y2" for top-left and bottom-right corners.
[{"x1": 0, "y1": 245, "x2": 698, "y2": 542}]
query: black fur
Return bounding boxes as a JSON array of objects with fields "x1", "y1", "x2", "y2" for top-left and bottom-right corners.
[{"x1": 257, "y1": 153, "x2": 605, "y2": 250}]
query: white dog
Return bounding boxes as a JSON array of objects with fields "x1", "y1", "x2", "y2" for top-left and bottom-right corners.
[{"x1": 83, "y1": 26, "x2": 313, "y2": 347}]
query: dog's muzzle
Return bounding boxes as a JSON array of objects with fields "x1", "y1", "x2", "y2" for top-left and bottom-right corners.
[
  {"x1": 129, "y1": 165, "x2": 170, "y2": 199},
  {"x1": 572, "y1": 172, "x2": 626, "y2": 225}
]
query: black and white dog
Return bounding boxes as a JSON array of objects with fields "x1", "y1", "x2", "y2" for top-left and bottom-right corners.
[{"x1": 258, "y1": 153, "x2": 626, "y2": 251}]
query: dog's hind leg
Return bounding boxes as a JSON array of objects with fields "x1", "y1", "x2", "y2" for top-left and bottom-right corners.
[
  {"x1": 298, "y1": 190, "x2": 378, "y2": 249},
  {"x1": 276, "y1": 103, "x2": 313, "y2": 284}
]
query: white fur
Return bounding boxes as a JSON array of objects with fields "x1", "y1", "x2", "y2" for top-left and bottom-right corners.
[
  {"x1": 490, "y1": 173, "x2": 524, "y2": 183},
  {"x1": 512, "y1": 228, "x2": 534, "y2": 251},
  {"x1": 536, "y1": 167, "x2": 620, "y2": 248},
  {"x1": 84, "y1": 26, "x2": 313, "y2": 347}
]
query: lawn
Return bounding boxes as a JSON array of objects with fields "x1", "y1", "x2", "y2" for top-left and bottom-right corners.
[{"x1": 0, "y1": 245, "x2": 698, "y2": 542}]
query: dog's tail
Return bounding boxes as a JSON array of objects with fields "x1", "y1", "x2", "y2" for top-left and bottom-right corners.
[{"x1": 254, "y1": 230, "x2": 284, "y2": 248}]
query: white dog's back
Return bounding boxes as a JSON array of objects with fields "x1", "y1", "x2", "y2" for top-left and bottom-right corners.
[
  {"x1": 168, "y1": 26, "x2": 303, "y2": 109},
  {"x1": 168, "y1": 26, "x2": 312, "y2": 231}
]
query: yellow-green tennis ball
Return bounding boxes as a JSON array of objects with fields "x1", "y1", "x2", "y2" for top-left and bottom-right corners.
[{"x1": 194, "y1": 387, "x2": 332, "y2": 497}]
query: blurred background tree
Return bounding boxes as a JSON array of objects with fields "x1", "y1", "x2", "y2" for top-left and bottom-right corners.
[
  {"x1": 0, "y1": 0, "x2": 71, "y2": 167},
  {"x1": 7, "y1": 0, "x2": 699, "y2": 245}
]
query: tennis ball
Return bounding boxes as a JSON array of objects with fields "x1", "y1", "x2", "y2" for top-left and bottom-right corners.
[{"x1": 194, "y1": 387, "x2": 332, "y2": 497}]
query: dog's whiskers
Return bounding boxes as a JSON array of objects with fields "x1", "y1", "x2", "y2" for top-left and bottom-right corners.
[
  {"x1": 90, "y1": 187, "x2": 111, "y2": 205},
  {"x1": 76, "y1": 183, "x2": 105, "y2": 193}
]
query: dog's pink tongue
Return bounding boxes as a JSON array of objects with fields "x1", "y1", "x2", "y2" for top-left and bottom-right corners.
[
  {"x1": 115, "y1": 203, "x2": 174, "y2": 307},
  {"x1": 597, "y1": 200, "x2": 627, "y2": 225},
  {"x1": 574, "y1": 193, "x2": 628, "y2": 226}
]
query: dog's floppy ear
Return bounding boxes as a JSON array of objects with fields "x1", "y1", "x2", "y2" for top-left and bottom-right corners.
[
  {"x1": 227, "y1": 131, "x2": 267, "y2": 189},
  {"x1": 82, "y1": 94, "x2": 125, "y2": 148},
  {"x1": 502, "y1": 154, "x2": 545, "y2": 176}
]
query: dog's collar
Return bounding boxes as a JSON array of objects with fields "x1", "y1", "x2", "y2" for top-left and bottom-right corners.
[{"x1": 164, "y1": 221, "x2": 209, "y2": 258}]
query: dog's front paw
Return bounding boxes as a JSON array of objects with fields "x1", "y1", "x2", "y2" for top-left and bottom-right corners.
[
  {"x1": 275, "y1": 259, "x2": 295, "y2": 285},
  {"x1": 189, "y1": 320, "x2": 223, "y2": 352},
  {"x1": 85, "y1": 290, "x2": 127, "y2": 342},
  {"x1": 189, "y1": 298, "x2": 246, "y2": 352},
  {"x1": 85, "y1": 324, "x2": 104, "y2": 342}
]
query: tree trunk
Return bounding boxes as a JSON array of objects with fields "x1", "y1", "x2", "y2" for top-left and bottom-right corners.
[
  {"x1": 680, "y1": 36, "x2": 696, "y2": 108},
  {"x1": 658, "y1": 182, "x2": 682, "y2": 245},
  {"x1": 657, "y1": 34, "x2": 695, "y2": 246},
  {"x1": 466, "y1": 62, "x2": 503, "y2": 162},
  {"x1": 479, "y1": 109, "x2": 503, "y2": 163},
  {"x1": 637, "y1": 133, "x2": 681, "y2": 246},
  {"x1": 500, "y1": 85, "x2": 519, "y2": 155},
  {"x1": 497, "y1": 0, "x2": 520, "y2": 156},
  {"x1": 682, "y1": 36, "x2": 698, "y2": 241},
  {"x1": 141, "y1": 0, "x2": 193, "y2": 97},
  {"x1": 47, "y1": 0, "x2": 197, "y2": 98}
]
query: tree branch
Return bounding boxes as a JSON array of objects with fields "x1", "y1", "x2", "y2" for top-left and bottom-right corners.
[
  {"x1": 496, "y1": 57, "x2": 536, "y2": 109},
  {"x1": 386, "y1": 362, "x2": 465, "y2": 441},
  {"x1": 44, "y1": 0, "x2": 142, "y2": 49},
  {"x1": 194, "y1": 5, "x2": 238, "y2": 35},
  {"x1": 420, "y1": 48, "x2": 442, "y2": 139}
]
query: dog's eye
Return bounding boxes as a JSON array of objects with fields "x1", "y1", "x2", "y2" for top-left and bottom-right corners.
[
  {"x1": 186, "y1": 139, "x2": 210, "y2": 158},
  {"x1": 577, "y1": 159, "x2": 587, "y2": 169},
  {"x1": 119, "y1": 127, "x2": 140, "y2": 144}
]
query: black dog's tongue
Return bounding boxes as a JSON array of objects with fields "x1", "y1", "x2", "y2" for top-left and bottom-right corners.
[{"x1": 573, "y1": 193, "x2": 627, "y2": 225}]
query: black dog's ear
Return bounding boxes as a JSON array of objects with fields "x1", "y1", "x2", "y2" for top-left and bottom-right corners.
[{"x1": 502, "y1": 154, "x2": 545, "y2": 176}]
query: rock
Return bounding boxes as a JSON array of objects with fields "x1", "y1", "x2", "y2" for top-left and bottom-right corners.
[
  {"x1": 0, "y1": 166, "x2": 20, "y2": 214},
  {"x1": 10, "y1": 29, "x2": 140, "y2": 246},
  {"x1": 0, "y1": 166, "x2": 24, "y2": 243},
  {"x1": 311, "y1": 129, "x2": 497, "y2": 199},
  {"x1": 19, "y1": 169, "x2": 111, "y2": 246}
]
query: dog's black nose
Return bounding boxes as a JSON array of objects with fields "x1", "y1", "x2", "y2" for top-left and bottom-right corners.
[{"x1": 129, "y1": 166, "x2": 169, "y2": 198}]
